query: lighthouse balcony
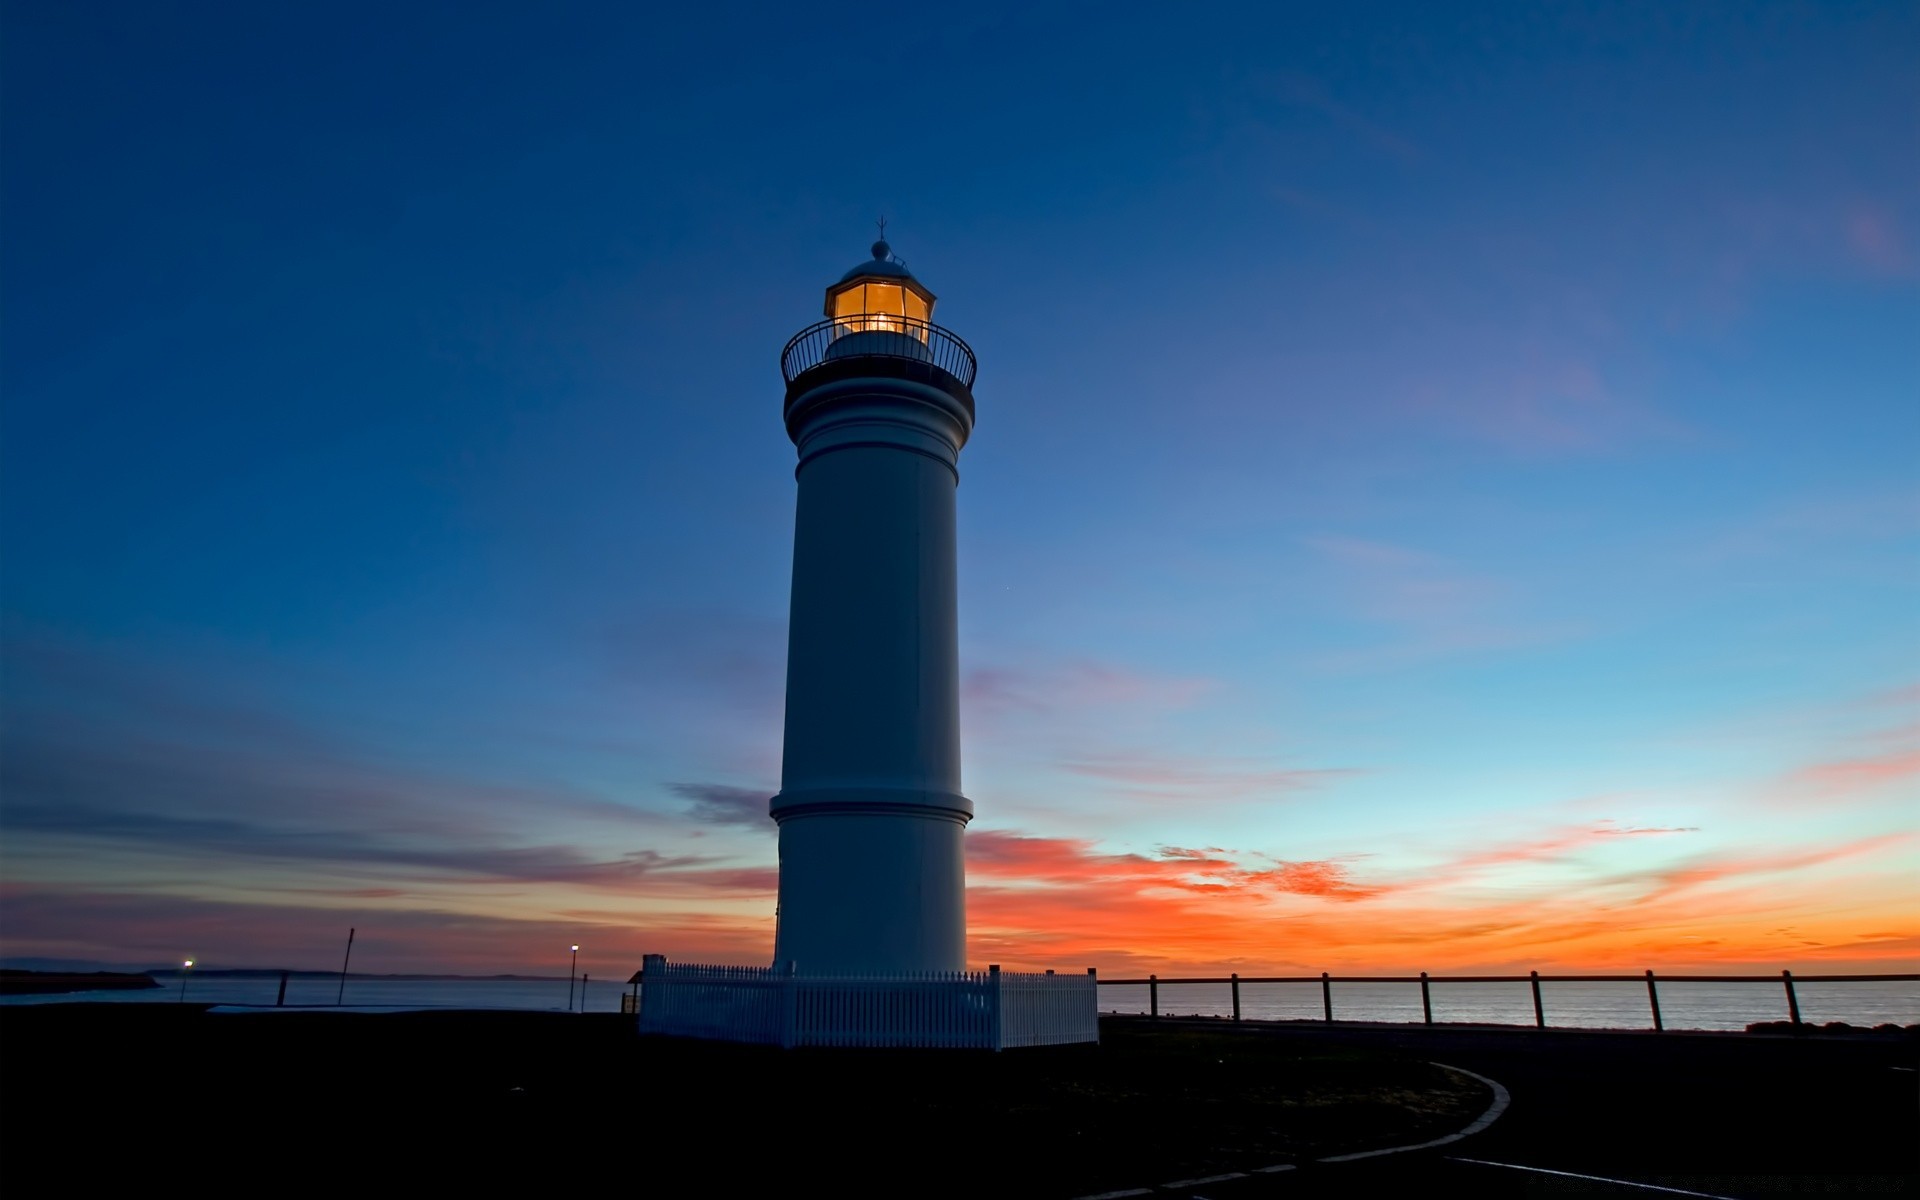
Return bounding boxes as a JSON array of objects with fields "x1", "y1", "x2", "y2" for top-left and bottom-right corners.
[{"x1": 781, "y1": 315, "x2": 977, "y2": 390}]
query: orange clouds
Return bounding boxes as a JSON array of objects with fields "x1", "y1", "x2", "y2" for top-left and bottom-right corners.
[
  {"x1": 1246, "y1": 860, "x2": 1383, "y2": 901},
  {"x1": 1786, "y1": 748, "x2": 1920, "y2": 794},
  {"x1": 9, "y1": 821, "x2": 1912, "y2": 979},
  {"x1": 958, "y1": 824, "x2": 1916, "y2": 977}
]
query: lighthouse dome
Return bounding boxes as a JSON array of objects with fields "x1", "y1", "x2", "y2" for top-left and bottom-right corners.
[
  {"x1": 825, "y1": 240, "x2": 938, "y2": 322},
  {"x1": 837, "y1": 240, "x2": 918, "y2": 284}
]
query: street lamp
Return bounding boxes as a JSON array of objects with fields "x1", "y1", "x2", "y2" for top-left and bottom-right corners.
[
  {"x1": 567, "y1": 945, "x2": 580, "y2": 1012},
  {"x1": 177, "y1": 959, "x2": 194, "y2": 1004}
]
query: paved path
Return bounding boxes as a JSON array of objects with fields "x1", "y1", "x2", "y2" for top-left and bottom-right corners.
[{"x1": 1097, "y1": 1018, "x2": 1917, "y2": 1198}]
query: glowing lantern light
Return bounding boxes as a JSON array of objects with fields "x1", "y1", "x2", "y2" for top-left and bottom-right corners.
[{"x1": 825, "y1": 240, "x2": 935, "y2": 342}]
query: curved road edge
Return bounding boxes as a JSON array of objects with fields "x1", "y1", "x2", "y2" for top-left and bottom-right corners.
[
  {"x1": 1070, "y1": 1061, "x2": 1514, "y2": 1198},
  {"x1": 1316, "y1": 1063, "x2": 1512, "y2": 1163}
]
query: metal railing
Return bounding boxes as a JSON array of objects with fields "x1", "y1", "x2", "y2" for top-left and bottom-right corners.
[
  {"x1": 1103, "y1": 970, "x2": 1918, "y2": 1032},
  {"x1": 780, "y1": 316, "x2": 977, "y2": 387}
]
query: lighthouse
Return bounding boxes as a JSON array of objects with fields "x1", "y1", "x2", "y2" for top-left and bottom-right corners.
[
  {"x1": 632, "y1": 243, "x2": 1094, "y2": 1047},
  {"x1": 770, "y1": 240, "x2": 977, "y2": 975}
]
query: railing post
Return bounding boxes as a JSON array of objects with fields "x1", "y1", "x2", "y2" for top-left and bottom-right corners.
[
  {"x1": 1089, "y1": 967, "x2": 1100, "y2": 1043},
  {"x1": 1530, "y1": 970, "x2": 1545, "y2": 1028},
  {"x1": 276, "y1": 970, "x2": 289, "y2": 1007},
  {"x1": 639, "y1": 953, "x2": 666, "y2": 1030},
  {"x1": 1782, "y1": 969, "x2": 1802, "y2": 1030},
  {"x1": 989, "y1": 964, "x2": 1004, "y2": 1050},
  {"x1": 1231, "y1": 973, "x2": 1241, "y2": 1022},
  {"x1": 1149, "y1": 973, "x2": 1159, "y2": 1020},
  {"x1": 1321, "y1": 972, "x2": 1333, "y2": 1022},
  {"x1": 1420, "y1": 971, "x2": 1432, "y2": 1025},
  {"x1": 780, "y1": 959, "x2": 798, "y2": 1048},
  {"x1": 1645, "y1": 970, "x2": 1663, "y2": 1032}
]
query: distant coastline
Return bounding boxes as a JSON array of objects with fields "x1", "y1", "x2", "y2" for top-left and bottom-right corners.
[
  {"x1": 0, "y1": 970, "x2": 160, "y2": 996},
  {"x1": 144, "y1": 969, "x2": 574, "y2": 982}
]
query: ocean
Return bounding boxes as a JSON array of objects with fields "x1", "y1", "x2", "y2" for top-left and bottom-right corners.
[
  {"x1": 5, "y1": 973, "x2": 1915, "y2": 1031},
  {"x1": 0, "y1": 975, "x2": 631, "y2": 1013}
]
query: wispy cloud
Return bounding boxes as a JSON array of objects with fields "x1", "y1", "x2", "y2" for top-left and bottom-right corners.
[
  {"x1": 669, "y1": 782, "x2": 772, "y2": 829},
  {"x1": 1258, "y1": 71, "x2": 1422, "y2": 165},
  {"x1": 961, "y1": 660, "x2": 1314, "y2": 813},
  {"x1": 1435, "y1": 822, "x2": 1700, "y2": 881},
  {"x1": 962, "y1": 660, "x2": 1217, "y2": 721},
  {"x1": 1597, "y1": 834, "x2": 1913, "y2": 910},
  {"x1": 1735, "y1": 195, "x2": 1918, "y2": 282},
  {"x1": 970, "y1": 831, "x2": 1376, "y2": 904},
  {"x1": 1302, "y1": 535, "x2": 1582, "y2": 668},
  {"x1": 596, "y1": 610, "x2": 787, "y2": 719},
  {"x1": 1845, "y1": 204, "x2": 1913, "y2": 275},
  {"x1": 1691, "y1": 487, "x2": 1920, "y2": 563},
  {"x1": 1058, "y1": 753, "x2": 1355, "y2": 801},
  {"x1": 1783, "y1": 750, "x2": 1920, "y2": 797},
  {"x1": 7, "y1": 630, "x2": 1909, "y2": 978},
  {"x1": 0, "y1": 632, "x2": 779, "y2": 946},
  {"x1": 1400, "y1": 354, "x2": 1687, "y2": 456},
  {"x1": 969, "y1": 830, "x2": 1232, "y2": 886},
  {"x1": 0, "y1": 799, "x2": 779, "y2": 894},
  {"x1": 0, "y1": 884, "x2": 775, "y2": 976},
  {"x1": 1859, "y1": 684, "x2": 1920, "y2": 710},
  {"x1": 6, "y1": 813, "x2": 1908, "y2": 975}
]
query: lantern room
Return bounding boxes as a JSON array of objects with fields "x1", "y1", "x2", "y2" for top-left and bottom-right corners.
[{"x1": 826, "y1": 240, "x2": 935, "y2": 339}]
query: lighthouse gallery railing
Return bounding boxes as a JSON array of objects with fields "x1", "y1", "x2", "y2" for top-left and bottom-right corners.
[
  {"x1": 635, "y1": 958, "x2": 1097, "y2": 1049},
  {"x1": 780, "y1": 316, "x2": 978, "y2": 387}
]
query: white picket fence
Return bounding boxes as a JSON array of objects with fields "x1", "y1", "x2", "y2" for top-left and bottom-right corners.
[{"x1": 634, "y1": 956, "x2": 1099, "y2": 1049}]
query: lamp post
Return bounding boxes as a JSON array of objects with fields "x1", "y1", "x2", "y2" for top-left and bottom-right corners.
[
  {"x1": 177, "y1": 959, "x2": 194, "y2": 1003},
  {"x1": 567, "y1": 945, "x2": 580, "y2": 1012},
  {"x1": 336, "y1": 927, "x2": 356, "y2": 1006}
]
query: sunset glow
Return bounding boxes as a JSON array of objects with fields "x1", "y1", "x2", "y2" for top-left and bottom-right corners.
[{"x1": 2, "y1": 5, "x2": 1914, "y2": 982}]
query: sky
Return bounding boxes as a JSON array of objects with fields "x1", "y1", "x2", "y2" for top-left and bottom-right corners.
[{"x1": 2, "y1": 2, "x2": 1915, "y2": 980}]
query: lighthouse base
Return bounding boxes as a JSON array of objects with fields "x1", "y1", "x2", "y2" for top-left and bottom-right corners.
[
  {"x1": 634, "y1": 955, "x2": 1099, "y2": 1049},
  {"x1": 770, "y1": 803, "x2": 967, "y2": 975}
]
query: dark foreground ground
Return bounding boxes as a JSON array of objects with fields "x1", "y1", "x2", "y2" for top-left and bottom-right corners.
[
  {"x1": 0, "y1": 1008, "x2": 1912, "y2": 1197},
  {"x1": 1, "y1": 1005, "x2": 1478, "y2": 1196},
  {"x1": 1142, "y1": 1016, "x2": 1917, "y2": 1198}
]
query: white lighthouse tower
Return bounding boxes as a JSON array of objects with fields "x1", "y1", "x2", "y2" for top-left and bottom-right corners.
[
  {"x1": 633, "y1": 243, "x2": 1096, "y2": 1047},
  {"x1": 770, "y1": 240, "x2": 976, "y2": 975}
]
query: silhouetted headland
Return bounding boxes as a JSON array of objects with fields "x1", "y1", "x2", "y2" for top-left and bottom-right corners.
[{"x1": 0, "y1": 969, "x2": 158, "y2": 995}]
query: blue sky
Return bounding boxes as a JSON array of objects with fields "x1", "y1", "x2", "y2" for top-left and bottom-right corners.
[{"x1": 2, "y1": 2, "x2": 1914, "y2": 976}]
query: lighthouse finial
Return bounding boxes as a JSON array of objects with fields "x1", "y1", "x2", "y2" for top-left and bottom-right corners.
[{"x1": 872, "y1": 215, "x2": 890, "y2": 261}]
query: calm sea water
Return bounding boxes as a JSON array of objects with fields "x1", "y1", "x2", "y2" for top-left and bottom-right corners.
[
  {"x1": 0, "y1": 975, "x2": 629, "y2": 1013},
  {"x1": 7, "y1": 975, "x2": 1915, "y2": 1031}
]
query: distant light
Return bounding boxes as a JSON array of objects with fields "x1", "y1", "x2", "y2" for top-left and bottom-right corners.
[
  {"x1": 571, "y1": 945, "x2": 579, "y2": 951},
  {"x1": 183, "y1": 959, "x2": 194, "y2": 968}
]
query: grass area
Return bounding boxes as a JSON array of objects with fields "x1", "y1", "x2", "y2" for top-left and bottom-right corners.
[{"x1": 1, "y1": 1007, "x2": 1487, "y2": 1195}]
